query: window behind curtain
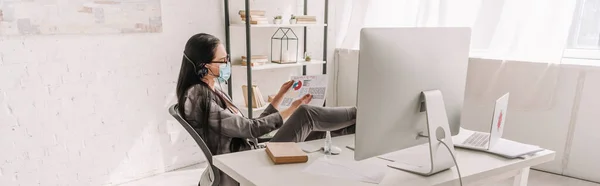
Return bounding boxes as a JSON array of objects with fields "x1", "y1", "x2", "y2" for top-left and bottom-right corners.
[
  {"x1": 564, "y1": 0, "x2": 600, "y2": 61},
  {"x1": 569, "y1": 0, "x2": 600, "y2": 49}
]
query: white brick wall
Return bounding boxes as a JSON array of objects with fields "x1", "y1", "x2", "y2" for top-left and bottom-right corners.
[{"x1": 0, "y1": 0, "x2": 223, "y2": 185}]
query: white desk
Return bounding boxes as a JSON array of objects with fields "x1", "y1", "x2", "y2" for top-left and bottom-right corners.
[{"x1": 213, "y1": 135, "x2": 555, "y2": 186}]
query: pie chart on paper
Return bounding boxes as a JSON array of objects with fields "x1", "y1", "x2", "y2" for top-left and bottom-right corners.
[{"x1": 293, "y1": 80, "x2": 303, "y2": 91}]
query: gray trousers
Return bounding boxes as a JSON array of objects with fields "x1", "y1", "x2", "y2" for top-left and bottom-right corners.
[{"x1": 270, "y1": 105, "x2": 357, "y2": 143}]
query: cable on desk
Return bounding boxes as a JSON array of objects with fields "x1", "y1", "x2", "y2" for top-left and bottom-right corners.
[{"x1": 438, "y1": 139, "x2": 463, "y2": 186}]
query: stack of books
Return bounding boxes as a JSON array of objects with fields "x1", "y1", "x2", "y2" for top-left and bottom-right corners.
[
  {"x1": 239, "y1": 10, "x2": 268, "y2": 24},
  {"x1": 241, "y1": 55, "x2": 268, "y2": 66},
  {"x1": 242, "y1": 85, "x2": 268, "y2": 108},
  {"x1": 295, "y1": 15, "x2": 317, "y2": 24}
]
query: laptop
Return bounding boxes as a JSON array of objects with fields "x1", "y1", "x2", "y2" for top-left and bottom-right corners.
[
  {"x1": 455, "y1": 93, "x2": 509, "y2": 150},
  {"x1": 454, "y1": 93, "x2": 544, "y2": 158}
]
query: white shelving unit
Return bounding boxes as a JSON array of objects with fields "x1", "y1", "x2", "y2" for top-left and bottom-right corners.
[
  {"x1": 224, "y1": 0, "x2": 329, "y2": 118},
  {"x1": 230, "y1": 23, "x2": 327, "y2": 28}
]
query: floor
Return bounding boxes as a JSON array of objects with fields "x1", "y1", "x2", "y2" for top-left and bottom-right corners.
[
  {"x1": 117, "y1": 163, "x2": 206, "y2": 186},
  {"x1": 118, "y1": 165, "x2": 599, "y2": 186},
  {"x1": 492, "y1": 171, "x2": 599, "y2": 186}
]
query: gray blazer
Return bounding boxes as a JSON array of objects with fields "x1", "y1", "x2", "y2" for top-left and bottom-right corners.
[
  {"x1": 184, "y1": 84, "x2": 283, "y2": 186},
  {"x1": 183, "y1": 84, "x2": 283, "y2": 155}
]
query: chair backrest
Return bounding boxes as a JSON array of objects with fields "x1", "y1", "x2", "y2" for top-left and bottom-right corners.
[{"x1": 169, "y1": 104, "x2": 220, "y2": 186}]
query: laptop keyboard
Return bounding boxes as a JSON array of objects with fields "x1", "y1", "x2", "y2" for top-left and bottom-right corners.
[{"x1": 463, "y1": 132, "x2": 490, "y2": 148}]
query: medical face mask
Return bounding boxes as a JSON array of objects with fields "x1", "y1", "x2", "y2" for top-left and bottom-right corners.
[{"x1": 217, "y1": 62, "x2": 231, "y2": 83}]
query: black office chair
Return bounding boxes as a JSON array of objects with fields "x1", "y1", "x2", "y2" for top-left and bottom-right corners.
[{"x1": 169, "y1": 104, "x2": 220, "y2": 186}]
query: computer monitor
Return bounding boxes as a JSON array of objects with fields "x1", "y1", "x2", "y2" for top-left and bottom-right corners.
[{"x1": 354, "y1": 27, "x2": 471, "y2": 161}]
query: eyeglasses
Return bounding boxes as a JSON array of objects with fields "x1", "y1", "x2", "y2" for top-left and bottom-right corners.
[{"x1": 210, "y1": 54, "x2": 230, "y2": 64}]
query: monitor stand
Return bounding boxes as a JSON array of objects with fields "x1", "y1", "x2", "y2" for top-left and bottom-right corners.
[{"x1": 387, "y1": 90, "x2": 457, "y2": 176}]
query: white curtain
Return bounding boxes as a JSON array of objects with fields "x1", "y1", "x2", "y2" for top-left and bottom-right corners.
[{"x1": 335, "y1": 0, "x2": 577, "y2": 63}]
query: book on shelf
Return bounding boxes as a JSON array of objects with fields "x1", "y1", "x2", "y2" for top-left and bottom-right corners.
[
  {"x1": 296, "y1": 21, "x2": 317, "y2": 24},
  {"x1": 242, "y1": 59, "x2": 268, "y2": 63},
  {"x1": 241, "y1": 16, "x2": 267, "y2": 21},
  {"x1": 241, "y1": 18, "x2": 268, "y2": 23},
  {"x1": 241, "y1": 20, "x2": 269, "y2": 24},
  {"x1": 296, "y1": 19, "x2": 316, "y2": 22},
  {"x1": 241, "y1": 61, "x2": 267, "y2": 67},
  {"x1": 242, "y1": 55, "x2": 268, "y2": 66},
  {"x1": 242, "y1": 55, "x2": 268, "y2": 60},
  {"x1": 294, "y1": 15, "x2": 317, "y2": 24},
  {"x1": 241, "y1": 18, "x2": 268, "y2": 22},
  {"x1": 294, "y1": 15, "x2": 316, "y2": 20},
  {"x1": 238, "y1": 10, "x2": 266, "y2": 16},
  {"x1": 238, "y1": 10, "x2": 269, "y2": 24},
  {"x1": 254, "y1": 86, "x2": 267, "y2": 107},
  {"x1": 241, "y1": 85, "x2": 267, "y2": 108}
]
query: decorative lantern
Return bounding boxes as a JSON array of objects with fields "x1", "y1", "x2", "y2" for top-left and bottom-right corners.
[{"x1": 271, "y1": 28, "x2": 299, "y2": 64}]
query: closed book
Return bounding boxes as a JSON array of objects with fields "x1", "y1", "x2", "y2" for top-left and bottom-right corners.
[
  {"x1": 241, "y1": 61, "x2": 266, "y2": 67},
  {"x1": 242, "y1": 85, "x2": 266, "y2": 108},
  {"x1": 296, "y1": 21, "x2": 317, "y2": 24},
  {"x1": 296, "y1": 19, "x2": 317, "y2": 22},
  {"x1": 295, "y1": 15, "x2": 316, "y2": 19},
  {"x1": 253, "y1": 86, "x2": 266, "y2": 107},
  {"x1": 241, "y1": 16, "x2": 267, "y2": 21},
  {"x1": 238, "y1": 10, "x2": 266, "y2": 16},
  {"x1": 252, "y1": 86, "x2": 262, "y2": 108},
  {"x1": 265, "y1": 142, "x2": 309, "y2": 164},
  {"x1": 242, "y1": 85, "x2": 259, "y2": 108},
  {"x1": 242, "y1": 59, "x2": 269, "y2": 63},
  {"x1": 242, "y1": 55, "x2": 268, "y2": 60},
  {"x1": 243, "y1": 20, "x2": 268, "y2": 24},
  {"x1": 246, "y1": 15, "x2": 266, "y2": 18}
]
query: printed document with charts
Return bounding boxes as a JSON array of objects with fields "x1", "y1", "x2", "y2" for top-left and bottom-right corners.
[{"x1": 280, "y1": 75, "x2": 328, "y2": 107}]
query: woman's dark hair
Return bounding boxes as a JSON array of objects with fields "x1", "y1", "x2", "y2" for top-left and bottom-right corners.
[{"x1": 176, "y1": 33, "x2": 230, "y2": 153}]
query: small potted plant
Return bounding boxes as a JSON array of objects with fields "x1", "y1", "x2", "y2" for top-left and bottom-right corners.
[
  {"x1": 273, "y1": 15, "x2": 282, "y2": 24},
  {"x1": 289, "y1": 14, "x2": 297, "y2": 24},
  {"x1": 304, "y1": 52, "x2": 312, "y2": 61}
]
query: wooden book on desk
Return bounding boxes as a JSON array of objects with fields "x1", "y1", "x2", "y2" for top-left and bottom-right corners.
[{"x1": 265, "y1": 142, "x2": 308, "y2": 164}]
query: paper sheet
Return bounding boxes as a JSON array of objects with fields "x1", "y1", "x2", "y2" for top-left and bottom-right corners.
[
  {"x1": 280, "y1": 75, "x2": 328, "y2": 107},
  {"x1": 303, "y1": 157, "x2": 387, "y2": 184},
  {"x1": 487, "y1": 138, "x2": 544, "y2": 159}
]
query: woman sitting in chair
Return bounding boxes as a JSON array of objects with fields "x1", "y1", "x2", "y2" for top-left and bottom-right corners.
[{"x1": 175, "y1": 33, "x2": 356, "y2": 186}]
